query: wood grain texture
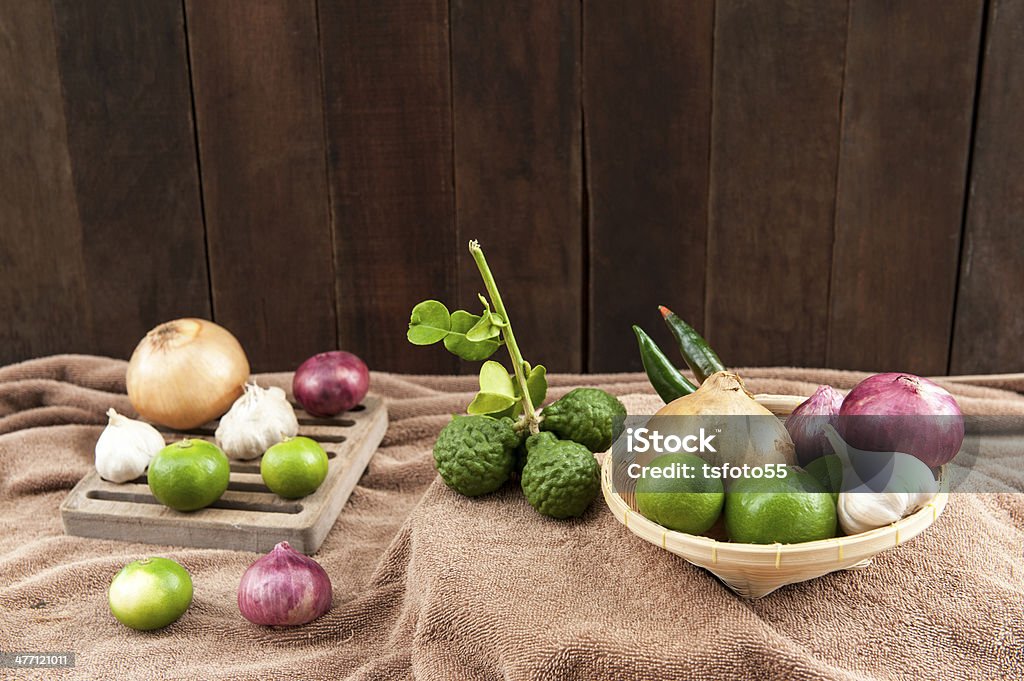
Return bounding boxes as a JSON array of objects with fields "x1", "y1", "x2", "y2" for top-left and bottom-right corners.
[
  {"x1": 0, "y1": 3, "x2": 1008, "y2": 375},
  {"x1": 951, "y1": 0, "x2": 1024, "y2": 374},
  {"x1": 186, "y1": 0, "x2": 335, "y2": 372},
  {"x1": 584, "y1": 0, "x2": 713, "y2": 373},
  {"x1": 319, "y1": 0, "x2": 458, "y2": 374},
  {"x1": 705, "y1": 0, "x2": 848, "y2": 368},
  {"x1": 828, "y1": 0, "x2": 984, "y2": 374},
  {"x1": 451, "y1": 1, "x2": 583, "y2": 372},
  {"x1": 0, "y1": 0, "x2": 91, "y2": 364},
  {"x1": 52, "y1": 0, "x2": 210, "y2": 359}
]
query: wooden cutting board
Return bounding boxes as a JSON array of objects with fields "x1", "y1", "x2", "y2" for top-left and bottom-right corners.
[{"x1": 60, "y1": 395, "x2": 387, "y2": 555}]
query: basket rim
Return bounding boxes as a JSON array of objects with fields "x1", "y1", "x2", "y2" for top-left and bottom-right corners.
[
  {"x1": 601, "y1": 392, "x2": 950, "y2": 556},
  {"x1": 602, "y1": 453, "x2": 949, "y2": 555}
]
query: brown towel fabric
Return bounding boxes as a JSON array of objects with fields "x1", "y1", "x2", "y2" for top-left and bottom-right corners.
[{"x1": 1, "y1": 356, "x2": 1022, "y2": 680}]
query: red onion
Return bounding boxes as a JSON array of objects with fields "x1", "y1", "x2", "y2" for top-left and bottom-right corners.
[
  {"x1": 786, "y1": 384, "x2": 844, "y2": 467},
  {"x1": 838, "y1": 373, "x2": 964, "y2": 468},
  {"x1": 293, "y1": 351, "x2": 370, "y2": 417},
  {"x1": 237, "y1": 541, "x2": 332, "y2": 626}
]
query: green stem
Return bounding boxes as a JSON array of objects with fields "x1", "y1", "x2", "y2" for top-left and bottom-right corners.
[{"x1": 469, "y1": 240, "x2": 538, "y2": 434}]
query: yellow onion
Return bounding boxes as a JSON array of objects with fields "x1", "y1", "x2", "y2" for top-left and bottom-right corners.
[
  {"x1": 127, "y1": 318, "x2": 250, "y2": 429},
  {"x1": 648, "y1": 371, "x2": 796, "y2": 471}
]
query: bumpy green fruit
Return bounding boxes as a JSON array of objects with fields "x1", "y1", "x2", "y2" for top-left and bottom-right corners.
[
  {"x1": 541, "y1": 388, "x2": 626, "y2": 452},
  {"x1": 512, "y1": 432, "x2": 556, "y2": 475},
  {"x1": 520, "y1": 436, "x2": 600, "y2": 519},
  {"x1": 525, "y1": 431, "x2": 557, "y2": 454},
  {"x1": 433, "y1": 415, "x2": 519, "y2": 496}
]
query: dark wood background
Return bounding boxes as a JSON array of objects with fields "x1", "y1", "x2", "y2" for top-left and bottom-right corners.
[{"x1": 2, "y1": 0, "x2": 1021, "y2": 376}]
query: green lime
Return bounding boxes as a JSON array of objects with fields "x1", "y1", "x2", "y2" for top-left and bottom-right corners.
[
  {"x1": 260, "y1": 436, "x2": 329, "y2": 499},
  {"x1": 108, "y1": 557, "x2": 193, "y2": 630},
  {"x1": 148, "y1": 439, "x2": 230, "y2": 511},
  {"x1": 724, "y1": 467, "x2": 837, "y2": 544},
  {"x1": 635, "y1": 453, "x2": 724, "y2": 535},
  {"x1": 804, "y1": 455, "x2": 842, "y2": 505}
]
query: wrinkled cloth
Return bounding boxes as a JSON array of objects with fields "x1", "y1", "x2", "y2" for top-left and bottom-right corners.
[{"x1": 0, "y1": 355, "x2": 1022, "y2": 680}]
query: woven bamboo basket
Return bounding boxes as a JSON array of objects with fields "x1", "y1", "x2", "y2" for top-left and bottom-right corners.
[{"x1": 601, "y1": 393, "x2": 949, "y2": 598}]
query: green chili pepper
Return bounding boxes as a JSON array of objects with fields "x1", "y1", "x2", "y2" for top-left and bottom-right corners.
[
  {"x1": 658, "y1": 306, "x2": 725, "y2": 383},
  {"x1": 633, "y1": 325, "x2": 697, "y2": 402}
]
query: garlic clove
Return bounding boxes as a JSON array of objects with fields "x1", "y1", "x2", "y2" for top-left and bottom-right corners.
[
  {"x1": 214, "y1": 382, "x2": 299, "y2": 460},
  {"x1": 837, "y1": 491, "x2": 910, "y2": 535},
  {"x1": 95, "y1": 408, "x2": 166, "y2": 483},
  {"x1": 828, "y1": 423, "x2": 940, "y2": 534}
]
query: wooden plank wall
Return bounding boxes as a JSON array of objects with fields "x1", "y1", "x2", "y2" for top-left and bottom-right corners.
[
  {"x1": 320, "y1": 0, "x2": 458, "y2": 375},
  {"x1": 1, "y1": 0, "x2": 1019, "y2": 376},
  {"x1": 584, "y1": 0, "x2": 713, "y2": 375},
  {"x1": 828, "y1": 0, "x2": 983, "y2": 375},
  {"x1": 186, "y1": 0, "x2": 337, "y2": 372},
  {"x1": 704, "y1": 0, "x2": 847, "y2": 370},
  {"x1": 452, "y1": 1, "x2": 584, "y2": 372},
  {"x1": 951, "y1": 0, "x2": 1024, "y2": 375}
]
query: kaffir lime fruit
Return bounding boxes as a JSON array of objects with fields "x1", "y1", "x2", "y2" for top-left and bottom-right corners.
[
  {"x1": 433, "y1": 415, "x2": 520, "y2": 497},
  {"x1": 260, "y1": 436, "x2": 329, "y2": 499},
  {"x1": 147, "y1": 439, "x2": 230, "y2": 511},
  {"x1": 724, "y1": 467, "x2": 837, "y2": 544},
  {"x1": 108, "y1": 557, "x2": 193, "y2": 631},
  {"x1": 635, "y1": 453, "x2": 724, "y2": 535},
  {"x1": 520, "y1": 435, "x2": 600, "y2": 518},
  {"x1": 523, "y1": 431, "x2": 557, "y2": 458},
  {"x1": 540, "y1": 388, "x2": 626, "y2": 452}
]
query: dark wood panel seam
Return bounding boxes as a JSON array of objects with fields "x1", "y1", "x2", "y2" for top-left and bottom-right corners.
[
  {"x1": 312, "y1": 0, "x2": 340, "y2": 352},
  {"x1": 702, "y1": 1, "x2": 717, "y2": 335},
  {"x1": 948, "y1": 0, "x2": 992, "y2": 374},
  {"x1": 823, "y1": 0, "x2": 852, "y2": 368},
  {"x1": 46, "y1": 0, "x2": 78, "y2": 222},
  {"x1": 579, "y1": 0, "x2": 589, "y2": 373},
  {"x1": 45, "y1": 0, "x2": 86, "y2": 294},
  {"x1": 179, "y1": 0, "x2": 215, "y2": 321},
  {"x1": 447, "y1": 0, "x2": 460, "y2": 318},
  {"x1": 44, "y1": 0, "x2": 92, "y2": 347},
  {"x1": 700, "y1": 1, "x2": 716, "y2": 335},
  {"x1": 704, "y1": 0, "x2": 712, "y2": 339}
]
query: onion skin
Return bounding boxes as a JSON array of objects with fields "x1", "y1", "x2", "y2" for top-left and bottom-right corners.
[
  {"x1": 786, "y1": 385, "x2": 844, "y2": 467},
  {"x1": 655, "y1": 371, "x2": 776, "y2": 418},
  {"x1": 838, "y1": 373, "x2": 964, "y2": 468},
  {"x1": 127, "y1": 319, "x2": 250, "y2": 430},
  {"x1": 651, "y1": 371, "x2": 796, "y2": 472},
  {"x1": 237, "y1": 541, "x2": 332, "y2": 626},
  {"x1": 293, "y1": 351, "x2": 369, "y2": 417}
]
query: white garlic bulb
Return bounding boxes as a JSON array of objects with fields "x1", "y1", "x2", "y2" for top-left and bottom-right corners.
[
  {"x1": 838, "y1": 482, "x2": 938, "y2": 535},
  {"x1": 838, "y1": 492, "x2": 909, "y2": 534},
  {"x1": 95, "y1": 408, "x2": 166, "y2": 483},
  {"x1": 215, "y1": 383, "x2": 299, "y2": 460},
  {"x1": 825, "y1": 423, "x2": 938, "y2": 535}
]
